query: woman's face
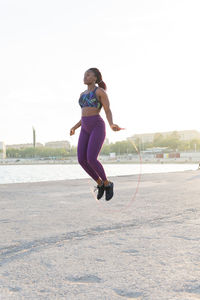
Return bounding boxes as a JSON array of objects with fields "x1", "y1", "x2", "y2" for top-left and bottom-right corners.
[{"x1": 83, "y1": 70, "x2": 97, "y2": 85}]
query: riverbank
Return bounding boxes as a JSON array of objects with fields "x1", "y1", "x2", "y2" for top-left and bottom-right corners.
[
  {"x1": 0, "y1": 170, "x2": 200, "y2": 299},
  {"x1": 0, "y1": 158, "x2": 199, "y2": 165}
]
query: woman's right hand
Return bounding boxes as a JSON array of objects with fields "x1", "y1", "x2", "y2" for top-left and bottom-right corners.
[{"x1": 70, "y1": 127, "x2": 76, "y2": 136}]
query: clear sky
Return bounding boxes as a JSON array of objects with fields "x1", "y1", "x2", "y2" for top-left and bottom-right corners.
[{"x1": 1, "y1": 0, "x2": 200, "y2": 147}]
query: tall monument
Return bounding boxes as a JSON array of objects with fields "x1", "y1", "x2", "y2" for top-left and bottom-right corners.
[{"x1": 32, "y1": 127, "x2": 36, "y2": 148}]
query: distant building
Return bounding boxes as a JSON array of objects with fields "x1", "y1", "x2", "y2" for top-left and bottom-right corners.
[
  {"x1": 110, "y1": 152, "x2": 116, "y2": 158},
  {"x1": 177, "y1": 130, "x2": 200, "y2": 141},
  {"x1": 6, "y1": 143, "x2": 44, "y2": 149},
  {"x1": 143, "y1": 147, "x2": 168, "y2": 153},
  {"x1": 129, "y1": 130, "x2": 200, "y2": 143},
  {"x1": 45, "y1": 141, "x2": 70, "y2": 150},
  {"x1": 6, "y1": 141, "x2": 71, "y2": 150},
  {"x1": 0, "y1": 141, "x2": 6, "y2": 159}
]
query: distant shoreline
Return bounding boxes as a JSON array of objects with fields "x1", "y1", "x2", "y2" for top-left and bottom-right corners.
[{"x1": 0, "y1": 159, "x2": 199, "y2": 166}]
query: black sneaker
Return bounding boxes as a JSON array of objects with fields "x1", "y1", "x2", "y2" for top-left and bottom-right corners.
[
  {"x1": 104, "y1": 181, "x2": 114, "y2": 201},
  {"x1": 94, "y1": 182, "x2": 105, "y2": 200}
]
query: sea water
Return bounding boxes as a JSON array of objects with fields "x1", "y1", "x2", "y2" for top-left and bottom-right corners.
[{"x1": 0, "y1": 163, "x2": 197, "y2": 184}]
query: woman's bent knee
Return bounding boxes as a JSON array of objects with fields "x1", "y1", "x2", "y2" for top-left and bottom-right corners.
[
  {"x1": 78, "y1": 157, "x2": 87, "y2": 165},
  {"x1": 87, "y1": 157, "x2": 97, "y2": 166}
]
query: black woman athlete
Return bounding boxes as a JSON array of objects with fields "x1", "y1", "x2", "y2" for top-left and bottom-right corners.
[{"x1": 70, "y1": 68, "x2": 124, "y2": 201}]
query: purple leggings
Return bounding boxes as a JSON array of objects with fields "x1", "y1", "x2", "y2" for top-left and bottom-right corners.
[{"x1": 77, "y1": 114, "x2": 107, "y2": 182}]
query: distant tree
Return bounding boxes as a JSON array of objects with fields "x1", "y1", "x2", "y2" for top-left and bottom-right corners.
[
  {"x1": 153, "y1": 133, "x2": 164, "y2": 147},
  {"x1": 164, "y1": 131, "x2": 180, "y2": 150}
]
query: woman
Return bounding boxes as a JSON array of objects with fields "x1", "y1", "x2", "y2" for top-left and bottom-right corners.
[{"x1": 70, "y1": 68, "x2": 123, "y2": 201}]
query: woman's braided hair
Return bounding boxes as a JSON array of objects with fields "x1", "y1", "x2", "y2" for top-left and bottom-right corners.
[{"x1": 88, "y1": 68, "x2": 107, "y2": 90}]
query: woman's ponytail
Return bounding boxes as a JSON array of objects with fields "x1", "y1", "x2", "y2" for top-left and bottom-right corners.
[
  {"x1": 97, "y1": 80, "x2": 107, "y2": 90},
  {"x1": 88, "y1": 68, "x2": 107, "y2": 90}
]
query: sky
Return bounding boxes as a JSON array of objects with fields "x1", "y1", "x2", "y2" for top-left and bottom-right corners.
[{"x1": 0, "y1": 0, "x2": 200, "y2": 147}]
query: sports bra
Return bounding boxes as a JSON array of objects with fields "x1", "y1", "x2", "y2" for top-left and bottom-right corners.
[{"x1": 79, "y1": 86, "x2": 102, "y2": 109}]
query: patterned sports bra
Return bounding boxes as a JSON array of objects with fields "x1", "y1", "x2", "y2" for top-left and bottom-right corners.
[{"x1": 79, "y1": 86, "x2": 102, "y2": 109}]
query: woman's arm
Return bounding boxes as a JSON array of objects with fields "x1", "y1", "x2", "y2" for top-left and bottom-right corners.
[
  {"x1": 97, "y1": 88, "x2": 124, "y2": 131},
  {"x1": 73, "y1": 119, "x2": 81, "y2": 130},
  {"x1": 97, "y1": 88, "x2": 113, "y2": 126}
]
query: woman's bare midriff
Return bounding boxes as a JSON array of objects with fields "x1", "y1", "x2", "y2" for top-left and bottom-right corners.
[{"x1": 81, "y1": 107, "x2": 101, "y2": 117}]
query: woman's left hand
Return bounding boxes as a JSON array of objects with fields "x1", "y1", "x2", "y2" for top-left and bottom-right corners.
[{"x1": 110, "y1": 124, "x2": 125, "y2": 131}]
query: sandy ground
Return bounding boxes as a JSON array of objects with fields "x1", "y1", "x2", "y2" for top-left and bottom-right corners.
[{"x1": 0, "y1": 170, "x2": 200, "y2": 300}]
